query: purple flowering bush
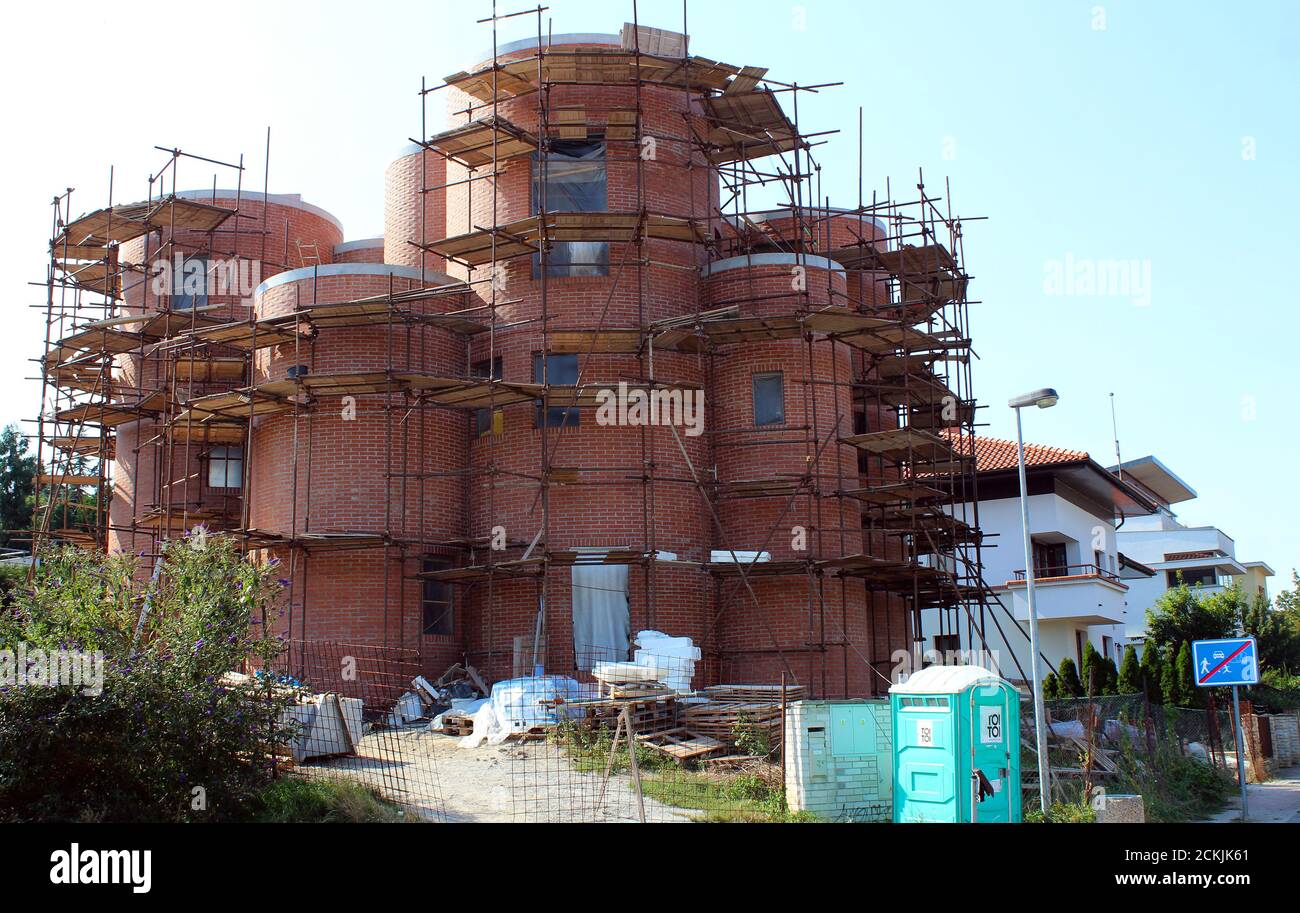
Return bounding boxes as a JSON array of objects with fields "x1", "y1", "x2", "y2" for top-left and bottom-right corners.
[{"x1": 0, "y1": 536, "x2": 297, "y2": 822}]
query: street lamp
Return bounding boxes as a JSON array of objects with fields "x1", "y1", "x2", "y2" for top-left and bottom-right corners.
[{"x1": 1010, "y1": 387, "x2": 1059, "y2": 816}]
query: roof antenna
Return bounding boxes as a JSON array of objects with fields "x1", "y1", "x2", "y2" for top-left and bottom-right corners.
[{"x1": 1110, "y1": 392, "x2": 1123, "y2": 481}]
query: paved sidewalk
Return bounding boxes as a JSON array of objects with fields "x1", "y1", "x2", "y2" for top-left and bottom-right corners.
[{"x1": 1205, "y1": 765, "x2": 1300, "y2": 823}]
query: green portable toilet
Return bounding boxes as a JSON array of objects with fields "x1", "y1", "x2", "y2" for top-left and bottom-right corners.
[{"x1": 890, "y1": 665, "x2": 1021, "y2": 823}]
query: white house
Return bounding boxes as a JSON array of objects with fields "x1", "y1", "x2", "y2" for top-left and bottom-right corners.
[
  {"x1": 1110, "y1": 456, "x2": 1275, "y2": 652},
  {"x1": 921, "y1": 437, "x2": 1158, "y2": 684}
]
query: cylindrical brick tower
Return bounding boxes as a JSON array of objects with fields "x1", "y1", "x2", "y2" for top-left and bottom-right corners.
[
  {"x1": 385, "y1": 145, "x2": 446, "y2": 272},
  {"x1": 109, "y1": 191, "x2": 344, "y2": 561},
  {"x1": 247, "y1": 263, "x2": 468, "y2": 667}
]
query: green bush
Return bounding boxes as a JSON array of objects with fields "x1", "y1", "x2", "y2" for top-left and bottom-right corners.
[
  {"x1": 1025, "y1": 801, "x2": 1096, "y2": 824},
  {"x1": 1042, "y1": 671, "x2": 1060, "y2": 700},
  {"x1": 1118, "y1": 645, "x2": 1141, "y2": 694},
  {"x1": 1057, "y1": 658, "x2": 1083, "y2": 698},
  {"x1": 1110, "y1": 716, "x2": 1233, "y2": 822},
  {"x1": 0, "y1": 536, "x2": 295, "y2": 822},
  {"x1": 1141, "y1": 644, "x2": 1164, "y2": 704}
]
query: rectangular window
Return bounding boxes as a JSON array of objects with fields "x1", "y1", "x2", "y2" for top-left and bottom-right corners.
[
  {"x1": 422, "y1": 560, "x2": 454, "y2": 637},
  {"x1": 472, "y1": 358, "x2": 504, "y2": 439},
  {"x1": 1167, "y1": 567, "x2": 1218, "y2": 588},
  {"x1": 207, "y1": 446, "x2": 243, "y2": 490},
  {"x1": 752, "y1": 373, "x2": 785, "y2": 426},
  {"x1": 534, "y1": 353, "x2": 580, "y2": 428},
  {"x1": 533, "y1": 140, "x2": 608, "y2": 277},
  {"x1": 1032, "y1": 541, "x2": 1068, "y2": 578},
  {"x1": 172, "y1": 255, "x2": 210, "y2": 310}
]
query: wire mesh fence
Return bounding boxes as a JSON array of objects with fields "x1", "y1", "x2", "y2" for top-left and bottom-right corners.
[
  {"x1": 1022, "y1": 693, "x2": 1238, "y2": 816},
  {"x1": 482, "y1": 646, "x2": 801, "y2": 823},
  {"x1": 268, "y1": 640, "x2": 448, "y2": 822}
]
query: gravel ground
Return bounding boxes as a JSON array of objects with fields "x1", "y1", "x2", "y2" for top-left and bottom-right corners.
[{"x1": 317, "y1": 728, "x2": 694, "y2": 823}]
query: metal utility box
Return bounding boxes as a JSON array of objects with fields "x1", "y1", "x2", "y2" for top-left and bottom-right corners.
[
  {"x1": 890, "y1": 666, "x2": 1021, "y2": 823},
  {"x1": 785, "y1": 700, "x2": 892, "y2": 822}
]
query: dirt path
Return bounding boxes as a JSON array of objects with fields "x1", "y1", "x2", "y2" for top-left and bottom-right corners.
[{"x1": 321, "y1": 729, "x2": 695, "y2": 823}]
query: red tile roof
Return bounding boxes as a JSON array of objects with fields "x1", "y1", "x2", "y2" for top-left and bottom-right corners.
[{"x1": 945, "y1": 433, "x2": 1090, "y2": 473}]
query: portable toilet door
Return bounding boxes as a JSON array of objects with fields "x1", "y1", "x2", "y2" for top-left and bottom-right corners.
[{"x1": 891, "y1": 665, "x2": 1021, "y2": 824}]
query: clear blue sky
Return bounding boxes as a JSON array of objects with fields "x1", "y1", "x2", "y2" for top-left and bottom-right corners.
[{"x1": 2, "y1": 0, "x2": 1295, "y2": 591}]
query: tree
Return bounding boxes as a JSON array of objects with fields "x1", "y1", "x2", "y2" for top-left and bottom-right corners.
[
  {"x1": 1146, "y1": 581, "x2": 1237, "y2": 650},
  {"x1": 1118, "y1": 645, "x2": 1141, "y2": 694},
  {"x1": 1103, "y1": 657, "x2": 1120, "y2": 696},
  {"x1": 1042, "y1": 671, "x2": 1060, "y2": 700},
  {"x1": 1141, "y1": 643, "x2": 1164, "y2": 704},
  {"x1": 1081, "y1": 641, "x2": 1103, "y2": 696},
  {"x1": 0, "y1": 425, "x2": 37, "y2": 551},
  {"x1": 1057, "y1": 657, "x2": 1083, "y2": 698},
  {"x1": 1161, "y1": 648, "x2": 1180, "y2": 706},
  {"x1": 1176, "y1": 641, "x2": 1197, "y2": 708},
  {"x1": 1162, "y1": 642, "x2": 1195, "y2": 707},
  {"x1": 1240, "y1": 588, "x2": 1300, "y2": 675}
]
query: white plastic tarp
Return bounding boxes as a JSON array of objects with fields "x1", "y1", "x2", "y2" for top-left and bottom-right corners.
[{"x1": 572, "y1": 563, "x2": 630, "y2": 671}]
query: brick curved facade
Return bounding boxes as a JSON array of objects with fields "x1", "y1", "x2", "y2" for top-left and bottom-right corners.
[{"x1": 97, "y1": 36, "x2": 931, "y2": 698}]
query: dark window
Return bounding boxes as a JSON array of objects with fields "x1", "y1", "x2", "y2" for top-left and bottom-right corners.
[
  {"x1": 533, "y1": 140, "x2": 608, "y2": 277},
  {"x1": 172, "y1": 255, "x2": 210, "y2": 310},
  {"x1": 1032, "y1": 541, "x2": 1068, "y2": 578},
  {"x1": 753, "y1": 373, "x2": 785, "y2": 426},
  {"x1": 534, "y1": 353, "x2": 580, "y2": 428},
  {"x1": 1167, "y1": 567, "x2": 1218, "y2": 588},
  {"x1": 207, "y1": 446, "x2": 243, "y2": 490},
  {"x1": 472, "y1": 358, "x2": 504, "y2": 438},
  {"x1": 934, "y1": 634, "x2": 960, "y2": 657},
  {"x1": 422, "y1": 560, "x2": 454, "y2": 636}
]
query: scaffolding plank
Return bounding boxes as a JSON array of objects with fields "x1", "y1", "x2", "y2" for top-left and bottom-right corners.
[
  {"x1": 548, "y1": 329, "x2": 644, "y2": 354},
  {"x1": 46, "y1": 435, "x2": 115, "y2": 458},
  {"x1": 173, "y1": 357, "x2": 247, "y2": 383},
  {"x1": 55, "y1": 392, "x2": 167, "y2": 428},
  {"x1": 700, "y1": 89, "x2": 802, "y2": 164},
  {"x1": 423, "y1": 212, "x2": 707, "y2": 267},
  {"x1": 839, "y1": 427, "x2": 965, "y2": 465},
  {"x1": 424, "y1": 115, "x2": 539, "y2": 169}
]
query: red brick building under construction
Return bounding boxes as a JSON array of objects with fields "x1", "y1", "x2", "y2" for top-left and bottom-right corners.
[{"x1": 34, "y1": 20, "x2": 994, "y2": 698}]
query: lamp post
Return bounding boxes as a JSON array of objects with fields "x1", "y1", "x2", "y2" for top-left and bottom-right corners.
[{"x1": 1010, "y1": 387, "x2": 1059, "y2": 816}]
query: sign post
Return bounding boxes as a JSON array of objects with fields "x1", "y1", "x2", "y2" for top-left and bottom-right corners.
[{"x1": 1192, "y1": 637, "x2": 1258, "y2": 822}]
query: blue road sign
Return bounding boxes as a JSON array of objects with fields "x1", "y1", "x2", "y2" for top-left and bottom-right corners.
[{"x1": 1192, "y1": 637, "x2": 1258, "y2": 688}]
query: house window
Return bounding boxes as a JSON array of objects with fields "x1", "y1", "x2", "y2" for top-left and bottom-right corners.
[
  {"x1": 934, "y1": 634, "x2": 960, "y2": 658},
  {"x1": 472, "y1": 357, "x2": 504, "y2": 439},
  {"x1": 172, "y1": 255, "x2": 210, "y2": 310},
  {"x1": 533, "y1": 140, "x2": 609, "y2": 277},
  {"x1": 1033, "y1": 541, "x2": 1068, "y2": 578},
  {"x1": 422, "y1": 560, "x2": 454, "y2": 637},
  {"x1": 1167, "y1": 567, "x2": 1217, "y2": 588},
  {"x1": 207, "y1": 446, "x2": 243, "y2": 490},
  {"x1": 753, "y1": 373, "x2": 785, "y2": 426},
  {"x1": 534, "y1": 353, "x2": 580, "y2": 428}
]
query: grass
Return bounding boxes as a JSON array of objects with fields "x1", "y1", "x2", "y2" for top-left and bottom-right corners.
[{"x1": 249, "y1": 776, "x2": 411, "y2": 823}]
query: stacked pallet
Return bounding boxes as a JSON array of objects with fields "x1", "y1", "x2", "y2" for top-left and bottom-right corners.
[{"x1": 678, "y1": 685, "x2": 805, "y2": 747}]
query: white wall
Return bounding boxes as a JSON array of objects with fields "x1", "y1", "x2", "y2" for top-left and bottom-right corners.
[{"x1": 922, "y1": 491, "x2": 1132, "y2": 682}]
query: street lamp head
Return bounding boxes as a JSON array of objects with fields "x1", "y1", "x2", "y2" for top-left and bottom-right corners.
[{"x1": 1009, "y1": 388, "x2": 1060, "y2": 410}]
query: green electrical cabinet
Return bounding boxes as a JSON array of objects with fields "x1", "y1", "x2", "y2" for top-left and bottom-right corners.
[{"x1": 890, "y1": 665, "x2": 1021, "y2": 824}]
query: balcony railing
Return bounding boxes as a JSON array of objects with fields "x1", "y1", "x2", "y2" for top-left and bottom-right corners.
[{"x1": 1012, "y1": 564, "x2": 1122, "y2": 585}]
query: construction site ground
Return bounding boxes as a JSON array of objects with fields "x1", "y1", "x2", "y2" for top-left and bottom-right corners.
[{"x1": 317, "y1": 729, "x2": 694, "y2": 823}]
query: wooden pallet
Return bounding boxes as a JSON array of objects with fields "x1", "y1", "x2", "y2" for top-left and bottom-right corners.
[{"x1": 636, "y1": 729, "x2": 728, "y2": 761}]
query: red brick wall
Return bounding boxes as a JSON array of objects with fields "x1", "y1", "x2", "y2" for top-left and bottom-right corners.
[{"x1": 384, "y1": 151, "x2": 446, "y2": 272}]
